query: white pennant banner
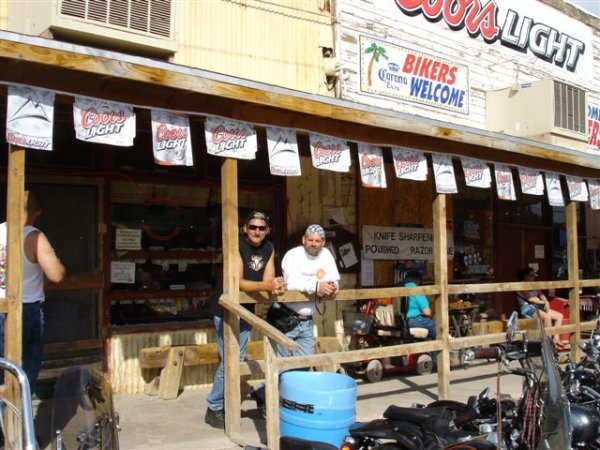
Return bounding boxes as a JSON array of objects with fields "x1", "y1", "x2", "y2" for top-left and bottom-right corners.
[
  {"x1": 518, "y1": 167, "x2": 544, "y2": 196},
  {"x1": 358, "y1": 144, "x2": 387, "y2": 188},
  {"x1": 266, "y1": 127, "x2": 301, "y2": 176},
  {"x1": 204, "y1": 116, "x2": 257, "y2": 160},
  {"x1": 392, "y1": 147, "x2": 428, "y2": 180},
  {"x1": 461, "y1": 157, "x2": 491, "y2": 188},
  {"x1": 309, "y1": 133, "x2": 351, "y2": 172},
  {"x1": 566, "y1": 176, "x2": 589, "y2": 202},
  {"x1": 151, "y1": 110, "x2": 194, "y2": 166},
  {"x1": 432, "y1": 153, "x2": 458, "y2": 194},
  {"x1": 494, "y1": 164, "x2": 516, "y2": 201},
  {"x1": 6, "y1": 85, "x2": 54, "y2": 151},
  {"x1": 589, "y1": 180, "x2": 600, "y2": 210},
  {"x1": 73, "y1": 97, "x2": 135, "y2": 146},
  {"x1": 544, "y1": 172, "x2": 565, "y2": 207}
]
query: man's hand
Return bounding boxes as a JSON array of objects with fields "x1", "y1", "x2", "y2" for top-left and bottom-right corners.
[
  {"x1": 317, "y1": 281, "x2": 338, "y2": 297},
  {"x1": 268, "y1": 277, "x2": 286, "y2": 295}
]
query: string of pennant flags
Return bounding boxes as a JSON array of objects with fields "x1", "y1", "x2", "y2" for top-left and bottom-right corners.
[{"x1": 4, "y1": 84, "x2": 600, "y2": 210}]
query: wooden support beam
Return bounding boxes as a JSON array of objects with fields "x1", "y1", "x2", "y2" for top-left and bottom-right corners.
[
  {"x1": 221, "y1": 158, "x2": 242, "y2": 436},
  {"x1": 157, "y1": 347, "x2": 185, "y2": 400},
  {"x1": 265, "y1": 337, "x2": 280, "y2": 450},
  {"x1": 566, "y1": 201, "x2": 581, "y2": 361},
  {"x1": 433, "y1": 194, "x2": 450, "y2": 400}
]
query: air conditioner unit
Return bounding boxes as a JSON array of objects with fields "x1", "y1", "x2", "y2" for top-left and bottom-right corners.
[
  {"x1": 8, "y1": 0, "x2": 177, "y2": 56},
  {"x1": 486, "y1": 78, "x2": 588, "y2": 141}
]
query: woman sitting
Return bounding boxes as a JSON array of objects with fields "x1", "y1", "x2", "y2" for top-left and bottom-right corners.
[{"x1": 517, "y1": 266, "x2": 566, "y2": 348}]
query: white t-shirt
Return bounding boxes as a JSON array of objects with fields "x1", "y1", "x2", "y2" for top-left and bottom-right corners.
[{"x1": 281, "y1": 245, "x2": 340, "y2": 316}]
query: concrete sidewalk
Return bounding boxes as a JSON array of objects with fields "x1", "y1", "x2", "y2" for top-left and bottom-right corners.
[{"x1": 34, "y1": 361, "x2": 525, "y2": 450}]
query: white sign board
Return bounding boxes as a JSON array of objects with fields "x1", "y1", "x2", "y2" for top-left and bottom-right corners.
[{"x1": 362, "y1": 225, "x2": 454, "y2": 261}]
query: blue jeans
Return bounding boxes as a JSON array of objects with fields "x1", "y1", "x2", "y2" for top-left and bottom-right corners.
[
  {"x1": 0, "y1": 302, "x2": 45, "y2": 394},
  {"x1": 408, "y1": 315, "x2": 437, "y2": 363},
  {"x1": 206, "y1": 314, "x2": 252, "y2": 411},
  {"x1": 520, "y1": 303, "x2": 538, "y2": 318}
]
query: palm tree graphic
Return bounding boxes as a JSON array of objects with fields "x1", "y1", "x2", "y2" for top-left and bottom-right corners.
[{"x1": 364, "y1": 42, "x2": 388, "y2": 86}]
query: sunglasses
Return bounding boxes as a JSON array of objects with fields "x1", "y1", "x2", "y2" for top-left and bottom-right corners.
[{"x1": 247, "y1": 224, "x2": 268, "y2": 231}]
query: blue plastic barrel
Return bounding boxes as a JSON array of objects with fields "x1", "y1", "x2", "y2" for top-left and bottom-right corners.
[{"x1": 279, "y1": 371, "x2": 357, "y2": 448}]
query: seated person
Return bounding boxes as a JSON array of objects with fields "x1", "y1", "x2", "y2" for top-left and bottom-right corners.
[
  {"x1": 398, "y1": 271, "x2": 436, "y2": 341},
  {"x1": 517, "y1": 266, "x2": 565, "y2": 348}
]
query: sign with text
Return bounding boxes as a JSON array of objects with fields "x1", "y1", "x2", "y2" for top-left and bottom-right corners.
[
  {"x1": 360, "y1": 35, "x2": 469, "y2": 114},
  {"x1": 589, "y1": 104, "x2": 600, "y2": 150},
  {"x1": 362, "y1": 225, "x2": 454, "y2": 261}
]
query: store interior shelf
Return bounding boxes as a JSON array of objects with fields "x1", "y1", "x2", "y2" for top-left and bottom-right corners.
[
  {"x1": 111, "y1": 250, "x2": 220, "y2": 260},
  {"x1": 108, "y1": 289, "x2": 212, "y2": 301}
]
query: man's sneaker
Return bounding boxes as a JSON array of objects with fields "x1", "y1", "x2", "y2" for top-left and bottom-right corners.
[
  {"x1": 250, "y1": 389, "x2": 267, "y2": 419},
  {"x1": 204, "y1": 407, "x2": 225, "y2": 429}
]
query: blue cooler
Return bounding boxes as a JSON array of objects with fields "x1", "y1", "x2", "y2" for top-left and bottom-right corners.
[{"x1": 279, "y1": 371, "x2": 357, "y2": 448}]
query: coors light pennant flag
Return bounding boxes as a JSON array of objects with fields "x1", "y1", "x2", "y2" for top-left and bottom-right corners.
[
  {"x1": 309, "y1": 133, "x2": 351, "y2": 172},
  {"x1": 266, "y1": 127, "x2": 301, "y2": 176},
  {"x1": 432, "y1": 153, "x2": 458, "y2": 194},
  {"x1": 494, "y1": 164, "x2": 516, "y2": 201},
  {"x1": 6, "y1": 85, "x2": 54, "y2": 151},
  {"x1": 358, "y1": 144, "x2": 387, "y2": 188},
  {"x1": 73, "y1": 97, "x2": 135, "y2": 146},
  {"x1": 392, "y1": 147, "x2": 428, "y2": 180},
  {"x1": 588, "y1": 180, "x2": 600, "y2": 210},
  {"x1": 544, "y1": 172, "x2": 565, "y2": 207},
  {"x1": 518, "y1": 168, "x2": 544, "y2": 196},
  {"x1": 461, "y1": 157, "x2": 491, "y2": 188},
  {"x1": 204, "y1": 116, "x2": 257, "y2": 160},
  {"x1": 151, "y1": 110, "x2": 194, "y2": 166},
  {"x1": 566, "y1": 176, "x2": 589, "y2": 202}
]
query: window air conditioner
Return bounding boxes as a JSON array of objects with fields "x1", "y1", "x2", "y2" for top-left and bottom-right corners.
[
  {"x1": 8, "y1": 0, "x2": 177, "y2": 57},
  {"x1": 486, "y1": 78, "x2": 587, "y2": 141}
]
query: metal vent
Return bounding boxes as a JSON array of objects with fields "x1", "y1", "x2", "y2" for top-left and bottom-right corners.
[
  {"x1": 60, "y1": 0, "x2": 172, "y2": 38},
  {"x1": 553, "y1": 80, "x2": 586, "y2": 135}
]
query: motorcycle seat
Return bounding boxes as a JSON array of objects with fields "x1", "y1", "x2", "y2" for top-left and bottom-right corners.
[
  {"x1": 409, "y1": 327, "x2": 429, "y2": 339},
  {"x1": 384, "y1": 405, "x2": 444, "y2": 424}
]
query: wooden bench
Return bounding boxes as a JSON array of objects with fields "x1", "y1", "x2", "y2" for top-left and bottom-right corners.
[{"x1": 139, "y1": 341, "x2": 265, "y2": 399}]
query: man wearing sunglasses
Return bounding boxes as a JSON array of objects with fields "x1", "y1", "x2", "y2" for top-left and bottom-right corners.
[{"x1": 205, "y1": 211, "x2": 286, "y2": 429}]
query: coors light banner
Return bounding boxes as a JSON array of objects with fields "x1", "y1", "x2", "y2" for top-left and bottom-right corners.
[
  {"x1": 494, "y1": 164, "x2": 516, "y2": 201},
  {"x1": 588, "y1": 180, "x2": 600, "y2": 210},
  {"x1": 266, "y1": 127, "x2": 301, "y2": 176},
  {"x1": 392, "y1": 147, "x2": 428, "y2": 180},
  {"x1": 73, "y1": 97, "x2": 135, "y2": 146},
  {"x1": 566, "y1": 176, "x2": 589, "y2": 202},
  {"x1": 461, "y1": 157, "x2": 491, "y2": 188},
  {"x1": 150, "y1": 110, "x2": 194, "y2": 166},
  {"x1": 518, "y1": 167, "x2": 544, "y2": 196},
  {"x1": 6, "y1": 85, "x2": 54, "y2": 151},
  {"x1": 309, "y1": 133, "x2": 351, "y2": 172},
  {"x1": 544, "y1": 172, "x2": 565, "y2": 207},
  {"x1": 358, "y1": 144, "x2": 387, "y2": 188},
  {"x1": 432, "y1": 153, "x2": 457, "y2": 194},
  {"x1": 204, "y1": 116, "x2": 257, "y2": 160}
]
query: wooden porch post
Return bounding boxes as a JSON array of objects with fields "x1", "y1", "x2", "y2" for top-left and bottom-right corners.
[
  {"x1": 566, "y1": 201, "x2": 581, "y2": 361},
  {"x1": 221, "y1": 158, "x2": 242, "y2": 435},
  {"x1": 433, "y1": 194, "x2": 450, "y2": 399},
  {"x1": 4, "y1": 145, "x2": 26, "y2": 446}
]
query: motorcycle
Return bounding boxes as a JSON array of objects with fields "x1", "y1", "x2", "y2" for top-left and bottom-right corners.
[{"x1": 342, "y1": 310, "x2": 600, "y2": 449}]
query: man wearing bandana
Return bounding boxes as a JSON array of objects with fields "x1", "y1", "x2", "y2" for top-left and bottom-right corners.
[
  {"x1": 204, "y1": 211, "x2": 285, "y2": 429},
  {"x1": 251, "y1": 224, "x2": 340, "y2": 418}
]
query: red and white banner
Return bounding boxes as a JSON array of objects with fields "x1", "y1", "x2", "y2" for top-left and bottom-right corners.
[
  {"x1": 6, "y1": 86, "x2": 54, "y2": 151},
  {"x1": 461, "y1": 157, "x2": 491, "y2": 188},
  {"x1": 432, "y1": 153, "x2": 457, "y2": 194},
  {"x1": 358, "y1": 144, "x2": 387, "y2": 188},
  {"x1": 566, "y1": 176, "x2": 589, "y2": 202},
  {"x1": 544, "y1": 172, "x2": 564, "y2": 207},
  {"x1": 309, "y1": 133, "x2": 351, "y2": 172},
  {"x1": 518, "y1": 167, "x2": 544, "y2": 196},
  {"x1": 204, "y1": 116, "x2": 257, "y2": 160},
  {"x1": 494, "y1": 164, "x2": 516, "y2": 201},
  {"x1": 73, "y1": 97, "x2": 135, "y2": 146},
  {"x1": 392, "y1": 147, "x2": 428, "y2": 180},
  {"x1": 151, "y1": 110, "x2": 194, "y2": 166},
  {"x1": 588, "y1": 179, "x2": 600, "y2": 210},
  {"x1": 266, "y1": 127, "x2": 301, "y2": 176}
]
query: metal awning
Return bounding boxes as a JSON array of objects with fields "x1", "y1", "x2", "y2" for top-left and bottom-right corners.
[{"x1": 1, "y1": 30, "x2": 599, "y2": 176}]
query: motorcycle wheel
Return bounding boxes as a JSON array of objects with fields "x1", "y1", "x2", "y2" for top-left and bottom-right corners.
[
  {"x1": 364, "y1": 359, "x2": 384, "y2": 383},
  {"x1": 415, "y1": 354, "x2": 433, "y2": 375}
]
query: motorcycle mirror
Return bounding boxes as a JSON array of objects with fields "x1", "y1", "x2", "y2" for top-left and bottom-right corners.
[{"x1": 506, "y1": 311, "x2": 519, "y2": 343}]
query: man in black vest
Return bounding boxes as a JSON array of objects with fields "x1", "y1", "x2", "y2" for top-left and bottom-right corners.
[{"x1": 204, "y1": 211, "x2": 285, "y2": 429}]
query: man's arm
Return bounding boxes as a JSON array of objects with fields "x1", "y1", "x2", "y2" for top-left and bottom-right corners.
[{"x1": 28, "y1": 231, "x2": 65, "y2": 283}]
